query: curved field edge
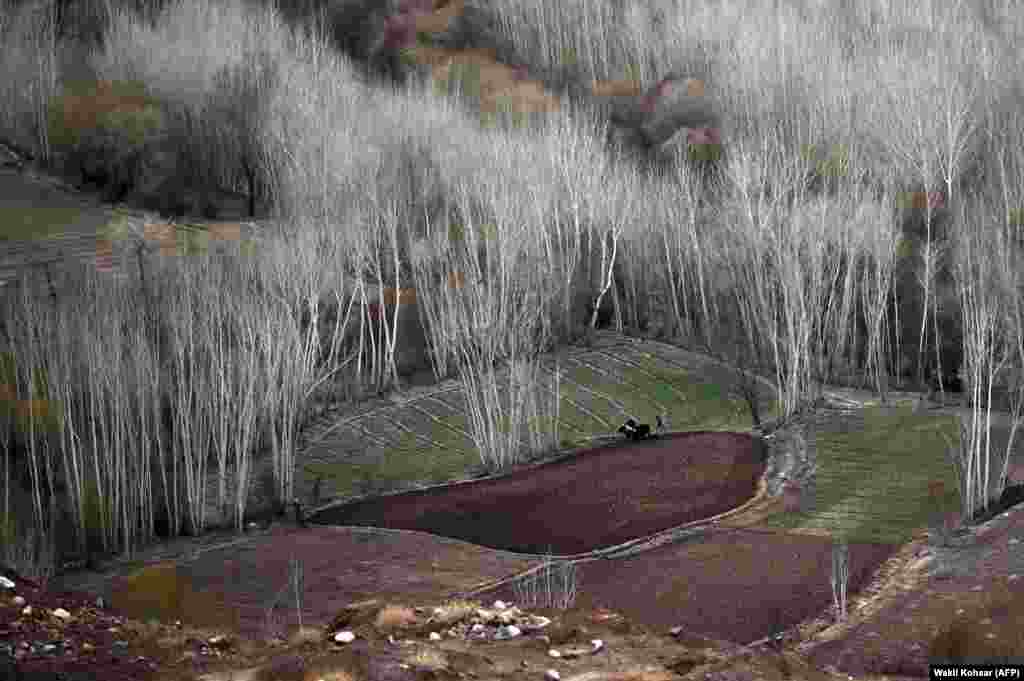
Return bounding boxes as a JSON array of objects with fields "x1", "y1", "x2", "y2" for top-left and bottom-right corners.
[
  {"x1": 295, "y1": 338, "x2": 781, "y2": 510},
  {"x1": 307, "y1": 431, "x2": 763, "y2": 556}
]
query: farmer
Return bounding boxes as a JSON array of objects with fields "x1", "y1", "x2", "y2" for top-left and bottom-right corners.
[
  {"x1": 292, "y1": 498, "x2": 307, "y2": 528},
  {"x1": 655, "y1": 414, "x2": 667, "y2": 437}
]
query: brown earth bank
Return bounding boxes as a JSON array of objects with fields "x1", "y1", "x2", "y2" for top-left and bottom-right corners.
[
  {"x1": 798, "y1": 502, "x2": 1024, "y2": 677},
  {"x1": 471, "y1": 525, "x2": 899, "y2": 647},
  {"x1": 109, "y1": 524, "x2": 544, "y2": 643},
  {"x1": 307, "y1": 432, "x2": 766, "y2": 556}
]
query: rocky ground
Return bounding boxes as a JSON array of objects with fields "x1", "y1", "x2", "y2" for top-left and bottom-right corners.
[{"x1": 3, "y1": 563, "x2": 930, "y2": 681}]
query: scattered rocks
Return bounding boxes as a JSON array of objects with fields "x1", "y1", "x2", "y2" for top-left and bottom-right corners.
[
  {"x1": 0, "y1": 572, "x2": 166, "y2": 681},
  {"x1": 3, "y1": 550, "x2": 948, "y2": 681},
  {"x1": 327, "y1": 598, "x2": 555, "y2": 646}
]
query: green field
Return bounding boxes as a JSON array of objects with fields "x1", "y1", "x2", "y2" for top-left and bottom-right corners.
[{"x1": 762, "y1": 404, "x2": 962, "y2": 544}]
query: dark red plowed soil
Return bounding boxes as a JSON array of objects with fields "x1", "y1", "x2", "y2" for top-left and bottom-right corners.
[
  {"x1": 309, "y1": 432, "x2": 766, "y2": 556},
  {"x1": 0, "y1": 573, "x2": 164, "y2": 681},
  {"x1": 472, "y1": 525, "x2": 901, "y2": 646}
]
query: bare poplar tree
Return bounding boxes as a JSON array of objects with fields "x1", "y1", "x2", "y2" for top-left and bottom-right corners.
[
  {"x1": 588, "y1": 163, "x2": 637, "y2": 331},
  {"x1": 970, "y1": 109, "x2": 1024, "y2": 498},
  {"x1": 952, "y1": 192, "x2": 1016, "y2": 519},
  {"x1": 830, "y1": 538, "x2": 849, "y2": 622},
  {"x1": 856, "y1": 194, "x2": 899, "y2": 400}
]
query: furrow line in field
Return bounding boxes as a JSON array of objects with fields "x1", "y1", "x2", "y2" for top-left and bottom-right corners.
[
  {"x1": 542, "y1": 371, "x2": 615, "y2": 428},
  {"x1": 459, "y1": 378, "x2": 542, "y2": 453},
  {"x1": 568, "y1": 351, "x2": 650, "y2": 386},
  {"x1": 418, "y1": 392, "x2": 466, "y2": 418},
  {"x1": 625, "y1": 344, "x2": 710, "y2": 374},
  {"x1": 386, "y1": 382, "x2": 463, "y2": 406},
  {"x1": 345, "y1": 419, "x2": 398, "y2": 449},
  {"x1": 563, "y1": 357, "x2": 665, "y2": 419},
  {"x1": 812, "y1": 482, "x2": 931, "y2": 500},
  {"x1": 534, "y1": 361, "x2": 611, "y2": 431},
  {"x1": 535, "y1": 400, "x2": 591, "y2": 437},
  {"x1": 423, "y1": 376, "x2": 561, "y2": 456},
  {"x1": 626, "y1": 341, "x2": 778, "y2": 395},
  {"x1": 530, "y1": 387, "x2": 593, "y2": 436},
  {"x1": 795, "y1": 504, "x2": 917, "y2": 543},
  {"x1": 301, "y1": 407, "x2": 392, "y2": 447},
  {"x1": 406, "y1": 399, "x2": 475, "y2": 445},
  {"x1": 301, "y1": 386, "x2": 462, "y2": 446},
  {"x1": 590, "y1": 347, "x2": 694, "y2": 404},
  {"x1": 558, "y1": 357, "x2": 640, "y2": 420},
  {"x1": 387, "y1": 412, "x2": 453, "y2": 451},
  {"x1": 564, "y1": 353, "x2": 673, "y2": 413}
]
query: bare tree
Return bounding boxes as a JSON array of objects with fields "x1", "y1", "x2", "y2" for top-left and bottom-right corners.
[
  {"x1": 981, "y1": 119, "x2": 1024, "y2": 498},
  {"x1": 656, "y1": 165, "x2": 712, "y2": 346},
  {"x1": 831, "y1": 538, "x2": 850, "y2": 622},
  {"x1": 720, "y1": 134, "x2": 831, "y2": 419},
  {"x1": 589, "y1": 163, "x2": 638, "y2": 331},
  {"x1": 951, "y1": 191, "x2": 1017, "y2": 519},
  {"x1": 872, "y1": 40, "x2": 986, "y2": 396},
  {"x1": 856, "y1": 202, "x2": 899, "y2": 401}
]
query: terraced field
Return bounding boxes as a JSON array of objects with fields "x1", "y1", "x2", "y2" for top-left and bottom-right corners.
[{"x1": 290, "y1": 334, "x2": 779, "y2": 517}]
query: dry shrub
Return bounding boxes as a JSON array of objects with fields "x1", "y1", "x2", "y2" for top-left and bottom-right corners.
[{"x1": 374, "y1": 604, "x2": 418, "y2": 633}]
